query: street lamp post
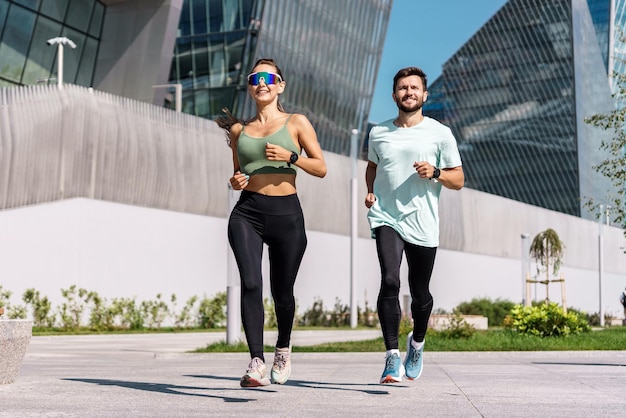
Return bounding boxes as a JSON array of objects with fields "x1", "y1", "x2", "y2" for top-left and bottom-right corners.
[
  {"x1": 598, "y1": 205, "x2": 611, "y2": 327},
  {"x1": 226, "y1": 184, "x2": 241, "y2": 344},
  {"x1": 350, "y1": 129, "x2": 359, "y2": 328},
  {"x1": 521, "y1": 233, "x2": 531, "y2": 306},
  {"x1": 46, "y1": 37, "x2": 77, "y2": 89}
]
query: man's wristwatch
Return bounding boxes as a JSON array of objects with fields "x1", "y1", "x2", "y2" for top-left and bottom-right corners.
[
  {"x1": 288, "y1": 151, "x2": 299, "y2": 167},
  {"x1": 431, "y1": 167, "x2": 441, "y2": 179}
]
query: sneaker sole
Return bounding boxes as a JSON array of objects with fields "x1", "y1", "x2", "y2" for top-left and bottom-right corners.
[
  {"x1": 380, "y1": 375, "x2": 402, "y2": 384},
  {"x1": 240, "y1": 376, "x2": 271, "y2": 387},
  {"x1": 271, "y1": 370, "x2": 291, "y2": 384},
  {"x1": 380, "y1": 364, "x2": 405, "y2": 384}
]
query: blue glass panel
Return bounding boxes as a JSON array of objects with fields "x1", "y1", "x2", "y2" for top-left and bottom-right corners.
[
  {"x1": 75, "y1": 35, "x2": 97, "y2": 87},
  {"x1": 179, "y1": 0, "x2": 191, "y2": 36},
  {"x1": 22, "y1": 15, "x2": 62, "y2": 84},
  {"x1": 192, "y1": 0, "x2": 207, "y2": 35},
  {"x1": 0, "y1": 1, "x2": 8, "y2": 33},
  {"x1": 208, "y1": 0, "x2": 222, "y2": 33},
  {"x1": 60, "y1": 26, "x2": 85, "y2": 83},
  {"x1": 40, "y1": 0, "x2": 69, "y2": 21},
  {"x1": 12, "y1": 0, "x2": 40, "y2": 12},
  {"x1": 0, "y1": 4, "x2": 36, "y2": 83},
  {"x1": 66, "y1": 0, "x2": 93, "y2": 32},
  {"x1": 88, "y1": 2, "x2": 103, "y2": 38}
]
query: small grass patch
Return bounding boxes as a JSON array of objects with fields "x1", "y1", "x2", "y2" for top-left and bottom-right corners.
[
  {"x1": 425, "y1": 327, "x2": 626, "y2": 351},
  {"x1": 193, "y1": 327, "x2": 626, "y2": 353},
  {"x1": 32, "y1": 327, "x2": 224, "y2": 336}
]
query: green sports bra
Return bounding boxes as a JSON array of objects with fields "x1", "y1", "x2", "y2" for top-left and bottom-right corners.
[{"x1": 237, "y1": 114, "x2": 300, "y2": 176}]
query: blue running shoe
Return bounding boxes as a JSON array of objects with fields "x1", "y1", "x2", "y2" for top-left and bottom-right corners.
[
  {"x1": 404, "y1": 332, "x2": 424, "y2": 380},
  {"x1": 380, "y1": 352, "x2": 404, "y2": 384}
]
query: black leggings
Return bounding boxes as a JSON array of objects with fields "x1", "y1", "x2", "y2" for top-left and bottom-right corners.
[
  {"x1": 375, "y1": 226, "x2": 437, "y2": 350},
  {"x1": 228, "y1": 191, "x2": 307, "y2": 360}
]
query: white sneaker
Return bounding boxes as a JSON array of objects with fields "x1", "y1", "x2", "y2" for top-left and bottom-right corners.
[
  {"x1": 240, "y1": 357, "x2": 271, "y2": 387},
  {"x1": 271, "y1": 346, "x2": 291, "y2": 384}
]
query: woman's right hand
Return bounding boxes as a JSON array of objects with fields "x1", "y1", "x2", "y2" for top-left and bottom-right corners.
[{"x1": 230, "y1": 171, "x2": 250, "y2": 190}]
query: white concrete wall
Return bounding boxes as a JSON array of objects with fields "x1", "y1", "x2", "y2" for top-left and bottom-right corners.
[{"x1": 0, "y1": 197, "x2": 624, "y2": 323}]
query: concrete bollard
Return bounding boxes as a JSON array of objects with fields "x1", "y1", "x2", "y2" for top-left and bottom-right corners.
[{"x1": 0, "y1": 319, "x2": 33, "y2": 384}]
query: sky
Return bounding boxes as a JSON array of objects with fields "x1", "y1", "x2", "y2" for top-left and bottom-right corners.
[{"x1": 369, "y1": 0, "x2": 509, "y2": 123}]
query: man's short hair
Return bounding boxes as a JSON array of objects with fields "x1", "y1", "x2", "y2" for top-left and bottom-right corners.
[{"x1": 393, "y1": 67, "x2": 428, "y2": 92}]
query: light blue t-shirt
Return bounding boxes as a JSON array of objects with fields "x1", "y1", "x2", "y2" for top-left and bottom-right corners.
[{"x1": 367, "y1": 116, "x2": 462, "y2": 247}]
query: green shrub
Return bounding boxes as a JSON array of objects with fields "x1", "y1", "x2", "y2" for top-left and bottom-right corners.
[
  {"x1": 455, "y1": 297, "x2": 515, "y2": 326},
  {"x1": 298, "y1": 298, "x2": 326, "y2": 326},
  {"x1": 6, "y1": 305, "x2": 27, "y2": 319},
  {"x1": 173, "y1": 295, "x2": 198, "y2": 329},
  {"x1": 141, "y1": 293, "x2": 169, "y2": 329},
  {"x1": 503, "y1": 303, "x2": 590, "y2": 337},
  {"x1": 0, "y1": 285, "x2": 11, "y2": 308},
  {"x1": 58, "y1": 285, "x2": 89, "y2": 330},
  {"x1": 263, "y1": 297, "x2": 278, "y2": 328},
  {"x1": 87, "y1": 291, "x2": 116, "y2": 331},
  {"x1": 110, "y1": 297, "x2": 145, "y2": 330},
  {"x1": 298, "y1": 298, "x2": 377, "y2": 327},
  {"x1": 197, "y1": 292, "x2": 226, "y2": 328},
  {"x1": 358, "y1": 300, "x2": 378, "y2": 327},
  {"x1": 23, "y1": 288, "x2": 56, "y2": 328},
  {"x1": 399, "y1": 316, "x2": 413, "y2": 337},
  {"x1": 329, "y1": 298, "x2": 350, "y2": 327},
  {"x1": 566, "y1": 306, "x2": 593, "y2": 326},
  {"x1": 438, "y1": 312, "x2": 476, "y2": 339}
]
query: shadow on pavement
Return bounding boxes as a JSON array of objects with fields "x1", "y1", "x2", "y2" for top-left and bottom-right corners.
[
  {"x1": 62, "y1": 377, "x2": 268, "y2": 402},
  {"x1": 187, "y1": 374, "x2": 404, "y2": 395}
]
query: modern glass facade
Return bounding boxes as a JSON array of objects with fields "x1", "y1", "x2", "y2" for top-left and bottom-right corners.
[
  {"x1": 168, "y1": 0, "x2": 260, "y2": 119},
  {"x1": 169, "y1": 0, "x2": 392, "y2": 156},
  {"x1": 0, "y1": 0, "x2": 104, "y2": 87},
  {"x1": 612, "y1": 0, "x2": 626, "y2": 92},
  {"x1": 423, "y1": 0, "x2": 616, "y2": 219},
  {"x1": 587, "y1": 0, "x2": 611, "y2": 72}
]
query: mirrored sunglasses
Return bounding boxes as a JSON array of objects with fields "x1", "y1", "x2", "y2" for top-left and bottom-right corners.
[{"x1": 247, "y1": 71, "x2": 283, "y2": 86}]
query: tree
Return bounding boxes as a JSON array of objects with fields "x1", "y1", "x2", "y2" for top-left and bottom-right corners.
[
  {"x1": 583, "y1": 42, "x2": 626, "y2": 236},
  {"x1": 529, "y1": 228, "x2": 565, "y2": 304}
]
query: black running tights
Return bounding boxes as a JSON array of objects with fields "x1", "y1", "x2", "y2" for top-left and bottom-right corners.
[
  {"x1": 375, "y1": 226, "x2": 437, "y2": 350},
  {"x1": 228, "y1": 191, "x2": 307, "y2": 361}
]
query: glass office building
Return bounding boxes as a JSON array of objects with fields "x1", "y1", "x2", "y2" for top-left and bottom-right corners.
[
  {"x1": 169, "y1": 0, "x2": 392, "y2": 155},
  {"x1": 0, "y1": 0, "x2": 104, "y2": 87},
  {"x1": 1, "y1": 0, "x2": 391, "y2": 157},
  {"x1": 423, "y1": 0, "x2": 618, "y2": 219}
]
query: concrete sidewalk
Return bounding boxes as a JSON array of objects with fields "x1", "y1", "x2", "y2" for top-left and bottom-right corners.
[{"x1": 1, "y1": 331, "x2": 625, "y2": 417}]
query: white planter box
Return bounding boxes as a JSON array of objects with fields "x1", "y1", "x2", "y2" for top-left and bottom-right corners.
[{"x1": 428, "y1": 314, "x2": 489, "y2": 330}]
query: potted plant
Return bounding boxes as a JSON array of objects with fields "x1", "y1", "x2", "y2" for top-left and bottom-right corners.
[{"x1": 529, "y1": 228, "x2": 565, "y2": 304}]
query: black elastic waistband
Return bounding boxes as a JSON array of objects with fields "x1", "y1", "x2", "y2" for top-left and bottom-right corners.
[{"x1": 236, "y1": 190, "x2": 302, "y2": 215}]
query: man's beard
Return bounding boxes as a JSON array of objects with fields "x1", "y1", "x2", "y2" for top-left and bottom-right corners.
[{"x1": 395, "y1": 97, "x2": 423, "y2": 113}]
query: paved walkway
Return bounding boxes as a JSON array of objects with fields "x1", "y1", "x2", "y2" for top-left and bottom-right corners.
[{"x1": 1, "y1": 331, "x2": 625, "y2": 417}]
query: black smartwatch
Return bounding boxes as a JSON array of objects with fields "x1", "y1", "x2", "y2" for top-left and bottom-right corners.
[
  {"x1": 431, "y1": 167, "x2": 441, "y2": 179},
  {"x1": 288, "y1": 151, "x2": 299, "y2": 167}
]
